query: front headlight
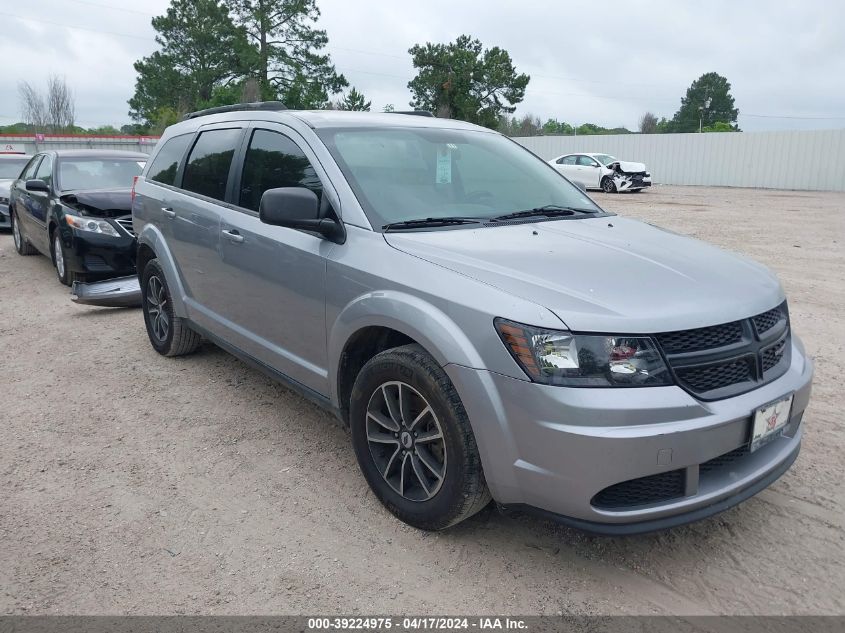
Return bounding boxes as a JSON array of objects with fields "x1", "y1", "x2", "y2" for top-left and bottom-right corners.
[
  {"x1": 495, "y1": 318, "x2": 672, "y2": 387},
  {"x1": 65, "y1": 215, "x2": 120, "y2": 237}
]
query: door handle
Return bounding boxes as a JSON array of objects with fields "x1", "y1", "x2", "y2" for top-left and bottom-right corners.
[
  {"x1": 221, "y1": 228, "x2": 244, "y2": 243},
  {"x1": 162, "y1": 207, "x2": 176, "y2": 218}
]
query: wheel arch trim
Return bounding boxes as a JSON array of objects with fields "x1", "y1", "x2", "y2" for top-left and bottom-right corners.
[
  {"x1": 328, "y1": 291, "x2": 485, "y2": 408},
  {"x1": 137, "y1": 224, "x2": 188, "y2": 317}
]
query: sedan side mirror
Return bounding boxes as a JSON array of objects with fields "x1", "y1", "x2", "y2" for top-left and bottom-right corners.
[
  {"x1": 259, "y1": 187, "x2": 345, "y2": 244},
  {"x1": 26, "y1": 179, "x2": 49, "y2": 193}
]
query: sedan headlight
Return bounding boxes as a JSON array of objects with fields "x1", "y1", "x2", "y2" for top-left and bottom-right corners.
[
  {"x1": 495, "y1": 318, "x2": 672, "y2": 387},
  {"x1": 65, "y1": 215, "x2": 120, "y2": 237}
]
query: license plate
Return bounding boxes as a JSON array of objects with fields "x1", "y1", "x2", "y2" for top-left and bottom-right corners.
[{"x1": 750, "y1": 394, "x2": 793, "y2": 452}]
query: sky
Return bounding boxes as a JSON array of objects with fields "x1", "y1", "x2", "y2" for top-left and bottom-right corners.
[{"x1": 1, "y1": 0, "x2": 844, "y2": 132}]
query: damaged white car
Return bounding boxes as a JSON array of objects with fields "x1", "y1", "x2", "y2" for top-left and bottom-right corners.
[{"x1": 549, "y1": 152, "x2": 651, "y2": 193}]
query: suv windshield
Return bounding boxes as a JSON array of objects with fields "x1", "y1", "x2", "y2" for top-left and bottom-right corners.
[
  {"x1": 0, "y1": 158, "x2": 29, "y2": 179},
  {"x1": 57, "y1": 158, "x2": 146, "y2": 192},
  {"x1": 317, "y1": 127, "x2": 602, "y2": 229}
]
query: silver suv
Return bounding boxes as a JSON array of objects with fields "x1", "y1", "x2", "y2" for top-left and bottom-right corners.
[{"x1": 133, "y1": 103, "x2": 813, "y2": 533}]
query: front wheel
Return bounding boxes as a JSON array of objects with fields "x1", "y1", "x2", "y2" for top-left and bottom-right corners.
[
  {"x1": 350, "y1": 344, "x2": 491, "y2": 530},
  {"x1": 52, "y1": 231, "x2": 78, "y2": 286},
  {"x1": 601, "y1": 176, "x2": 617, "y2": 193}
]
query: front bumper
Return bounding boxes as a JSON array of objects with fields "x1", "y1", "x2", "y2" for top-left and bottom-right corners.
[
  {"x1": 58, "y1": 227, "x2": 137, "y2": 279},
  {"x1": 0, "y1": 203, "x2": 10, "y2": 228},
  {"x1": 445, "y1": 335, "x2": 813, "y2": 533},
  {"x1": 71, "y1": 275, "x2": 141, "y2": 307}
]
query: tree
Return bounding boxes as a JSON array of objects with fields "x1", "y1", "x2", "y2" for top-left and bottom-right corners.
[
  {"x1": 19, "y1": 81, "x2": 48, "y2": 130},
  {"x1": 337, "y1": 87, "x2": 371, "y2": 111},
  {"x1": 669, "y1": 72, "x2": 739, "y2": 133},
  {"x1": 639, "y1": 111, "x2": 658, "y2": 134},
  {"x1": 407, "y1": 35, "x2": 529, "y2": 129},
  {"x1": 18, "y1": 75, "x2": 75, "y2": 132},
  {"x1": 230, "y1": 0, "x2": 346, "y2": 108},
  {"x1": 382, "y1": 104, "x2": 395, "y2": 113},
  {"x1": 129, "y1": 0, "x2": 252, "y2": 126}
]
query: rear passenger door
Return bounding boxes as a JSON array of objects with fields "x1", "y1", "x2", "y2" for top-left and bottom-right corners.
[
  {"x1": 164, "y1": 125, "x2": 246, "y2": 322},
  {"x1": 210, "y1": 124, "x2": 336, "y2": 395}
]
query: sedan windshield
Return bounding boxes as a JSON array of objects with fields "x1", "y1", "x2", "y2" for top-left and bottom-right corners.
[
  {"x1": 594, "y1": 154, "x2": 616, "y2": 166},
  {"x1": 58, "y1": 158, "x2": 146, "y2": 192},
  {"x1": 317, "y1": 127, "x2": 602, "y2": 229},
  {"x1": 0, "y1": 158, "x2": 29, "y2": 179}
]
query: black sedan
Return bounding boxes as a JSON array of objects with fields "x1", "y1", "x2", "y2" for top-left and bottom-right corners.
[{"x1": 9, "y1": 150, "x2": 146, "y2": 285}]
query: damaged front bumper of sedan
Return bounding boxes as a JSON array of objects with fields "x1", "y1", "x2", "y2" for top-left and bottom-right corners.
[
  {"x1": 71, "y1": 275, "x2": 142, "y2": 307},
  {"x1": 609, "y1": 161, "x2": 652, "y2": 192}
]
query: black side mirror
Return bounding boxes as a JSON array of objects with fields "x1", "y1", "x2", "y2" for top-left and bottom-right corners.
[
  {"x1": 26, "y1": 179, "x2": 49, "y2": 193},
  {"x1": 259, "y1": 187, "x2": 345, "y2": 244}
]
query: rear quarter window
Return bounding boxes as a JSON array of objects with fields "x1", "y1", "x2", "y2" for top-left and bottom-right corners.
[{"x1": 147, "y1": 134, "x2": 193, "y2": 186}]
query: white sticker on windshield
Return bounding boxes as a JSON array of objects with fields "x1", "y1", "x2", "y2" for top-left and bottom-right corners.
[{"x1": 436, "y1": 147, "x2": 452, "y2": 184}]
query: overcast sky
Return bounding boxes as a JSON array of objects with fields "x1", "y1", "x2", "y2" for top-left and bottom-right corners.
[{"x1": 1, "y1": 0, "x2": 844, "y2": 132}]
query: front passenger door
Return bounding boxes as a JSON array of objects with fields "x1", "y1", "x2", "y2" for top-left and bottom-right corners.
[{"x1": 212, "y1": 125, "x2": 336, "y2": 394}]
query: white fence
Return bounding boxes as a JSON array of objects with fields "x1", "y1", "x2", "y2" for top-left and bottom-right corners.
[
  {"x1": 1, "y1": 135, "x2": 159, "y2": 156},
  {"x1": 514, "y1": 129, "x2": 845, "y2": 192}
]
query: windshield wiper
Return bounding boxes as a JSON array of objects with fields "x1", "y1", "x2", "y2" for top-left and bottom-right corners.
[
  {"x1": 382, "y1": 216, "x2": 483, "y2": 231},
  {"x1": 491, "y1": 205, "x2": 599, "y2": 222}
]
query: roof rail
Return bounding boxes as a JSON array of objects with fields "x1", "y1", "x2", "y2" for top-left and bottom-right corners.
[
  {"x1": 183, "y1": 101, "x2": 287, "y2": 121},
  {"x1": 392, "y1": 110, "x2": 435, "y2": 117}
]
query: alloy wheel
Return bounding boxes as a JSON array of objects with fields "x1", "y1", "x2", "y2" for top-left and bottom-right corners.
[
  {"x1": 53, "y1": 234, "x2": 65, "y2": 280},
  {"x1": 145, "y1": 275, "x2": 170, "y2": 342},
  {"x1": 365, "y1": 381, "x2": 447, "y2": 502}
]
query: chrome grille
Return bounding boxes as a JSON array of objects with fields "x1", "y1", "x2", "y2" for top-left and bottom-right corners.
[
  {"x1": 656, "y1": 302, "x2": 790, "y2": 400},
  {"x1": 116, "y1": 215, "x2": 135, "y2": 236}
]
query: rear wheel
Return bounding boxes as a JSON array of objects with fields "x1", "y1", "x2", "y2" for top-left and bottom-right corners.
[
  {"x1": 601, "y1": 176, "x2": 617, "y2": 193},
  {"x1": 141, "y1": 258, "x2": 201, "y2": 357},
  {"x1": 350, "y1": 344, "x2": 491, "y2": 530},
  {"x1": 12, "y1": 212, "x2": 37, "y2": 255}
]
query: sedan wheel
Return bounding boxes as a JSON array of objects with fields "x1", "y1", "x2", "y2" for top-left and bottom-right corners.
[
  {"x1": 53, "y1": 233, "x2": 68, "y2": 284},
  {"x1": 601, "y1": 176, "x2": 617, "y2": 193}
]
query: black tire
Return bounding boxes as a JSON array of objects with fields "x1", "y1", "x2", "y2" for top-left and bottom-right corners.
[
  {"x1": 11, "y1": 212, "x2": 37, "y2": 256},
  {"x1": 350, "y1": 344, "x2": 491, "y2": 530},
  {"x1": 141, "y1": 258, "x2": 201, "y2": 357},
  {"x1": 601, "y1": 176, "x2": 617, "y2": 193}
]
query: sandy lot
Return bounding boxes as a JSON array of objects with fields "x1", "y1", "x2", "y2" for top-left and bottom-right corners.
[{"x1": 1, "y1": 185, "x2": 843, "y2": 616}]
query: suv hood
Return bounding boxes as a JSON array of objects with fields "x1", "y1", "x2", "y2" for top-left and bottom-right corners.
[
  {"x1": 60, "y1": 188, "x2": 131, "y2": 218},
  {"x1": 0, "y1": 180, "x2": 10, "y2": 198},
  {"x1": 384, "y1": 217, "x2": 783, "y2": 333}
]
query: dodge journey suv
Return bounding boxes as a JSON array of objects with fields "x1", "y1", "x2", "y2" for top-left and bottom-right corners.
[{"x1": 132, "y1": 102, "x2": 813, "y2": 534}]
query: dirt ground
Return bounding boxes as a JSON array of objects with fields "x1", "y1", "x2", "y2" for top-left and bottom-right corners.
[{"x1": 1, "y1": 185, "x2": 843, "y2": 616}]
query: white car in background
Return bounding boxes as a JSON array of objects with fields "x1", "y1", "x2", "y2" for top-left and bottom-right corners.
[{"x1": 549, "y1": 152, "x2": 651, "y2": 193}]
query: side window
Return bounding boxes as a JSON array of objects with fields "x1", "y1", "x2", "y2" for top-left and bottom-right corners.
[
  {"x1": 559, "y1": 155, "x2": 577, "y2": 165},
  {"x1": 181, "y1": 128, "x2": 242, "y2": 201},
  {"x1": 148, "y1": 134, "x2": 193, "y2": 186},
  {"x1": 35, "y1": 155, "x2": 53, "y2": 187},
  {"x1": 577, "y1": 155, "x2": 598, "y2": 167},
  {"x1": 239, "y1": 129, "x2": 323, "y2": 212},
  {"x1": 22, "y1": 156, "x2": 42, "y2": 180}
]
